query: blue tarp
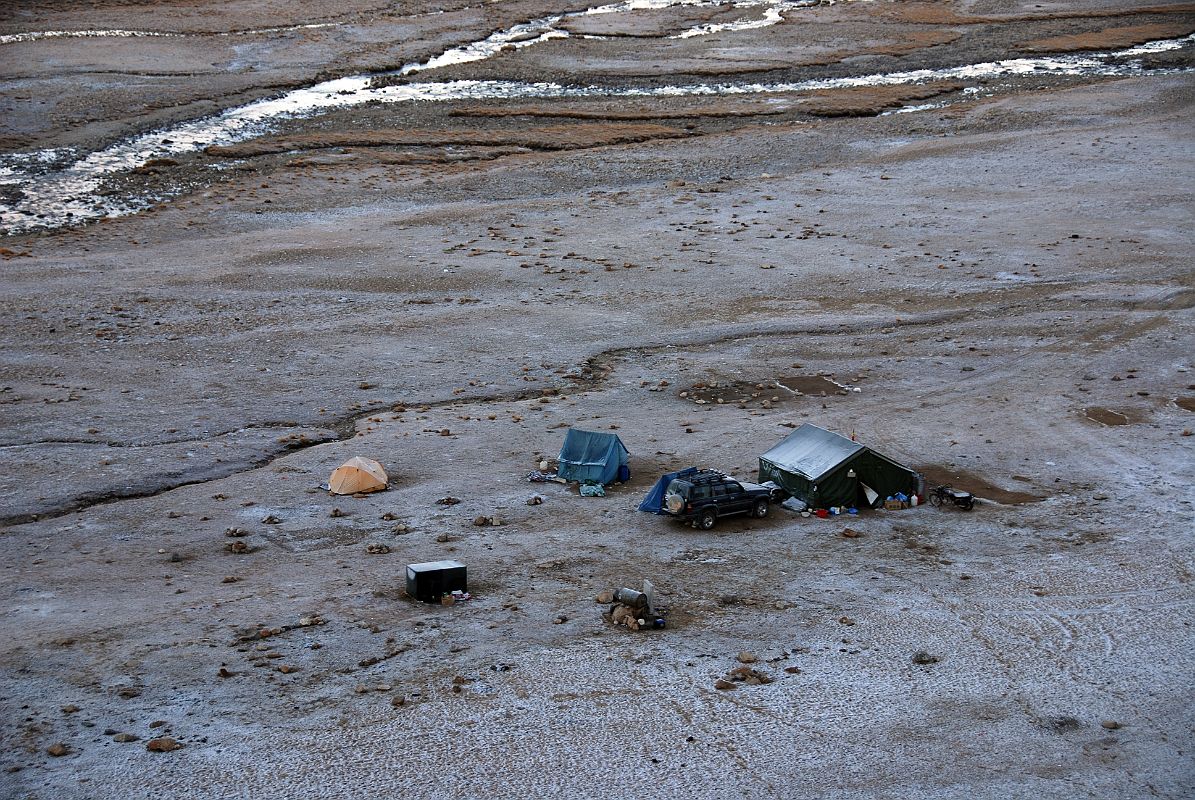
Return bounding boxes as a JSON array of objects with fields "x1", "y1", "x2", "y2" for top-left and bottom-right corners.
[
  {"x1": 638, "y1": 467, "x2": 698, "y2": 513},
  {"x1": 557, "y1": 428, "x2": 630, "y2": 485}
]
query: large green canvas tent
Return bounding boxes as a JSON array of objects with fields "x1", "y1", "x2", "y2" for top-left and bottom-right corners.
[
  {"x1": 557, "y1": 428, "x2": 630, "y2": 485},
  {"x1": 758, "y1": 424, "x2": 919, "y2": 509}
]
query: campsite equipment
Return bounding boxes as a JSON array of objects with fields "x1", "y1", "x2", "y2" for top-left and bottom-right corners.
[
  {"x1": 613, "y1": 587, "x2": 648, "y2": 612},
  {"x1": 405, "y1": 560, "x2": 467, "y2": 602},
  {"x1": 758, "y1": 424, "x2": 919, "y2": 510},
  {"x1": 329, "y1": 457, "x2": 388, "y2": 495},
  {"x1": 608, "y1": 579, "x2": 664, "y2": 630},
  {"x1": 929, "y1": 485, "x2": 974, "y2": 510},
  {"x1": 556, "y1": 428, "x2": 630, "y2": 485}
]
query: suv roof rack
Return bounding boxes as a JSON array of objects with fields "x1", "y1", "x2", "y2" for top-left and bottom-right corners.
[{"x1": 683, "y1": 469, "x2": 729, "y2": 484}]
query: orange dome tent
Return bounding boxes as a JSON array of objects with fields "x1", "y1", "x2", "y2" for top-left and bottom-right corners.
[{"x1": 329, "y1": 457, "x2": 388, "y2": 495}]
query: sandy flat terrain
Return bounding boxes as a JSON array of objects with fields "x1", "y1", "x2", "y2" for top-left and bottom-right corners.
[{"x1": 1, "y1": 2, "x2": 1193, "y2": 797}]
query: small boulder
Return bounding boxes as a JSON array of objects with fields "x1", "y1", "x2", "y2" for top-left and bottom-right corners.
[
  {"x1": 146, "y1": 737, "x2": 182, "y2": 752},
  {"x1": 912, "y1": 651, "x2": 940, "y2": 665}
]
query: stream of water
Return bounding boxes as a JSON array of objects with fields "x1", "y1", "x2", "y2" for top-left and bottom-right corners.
[{"x1": 0, "y1": 0, "x2": 1190, "y2": 235}]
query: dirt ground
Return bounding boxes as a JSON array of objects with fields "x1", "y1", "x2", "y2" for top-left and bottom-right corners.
[{"x1": 1, "y1": 1, "x2": 1193, "y2": 798}]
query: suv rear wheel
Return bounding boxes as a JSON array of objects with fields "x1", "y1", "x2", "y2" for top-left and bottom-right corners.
[
  {"x1": 752, "y1": 499, "x2": 770, "y2": 518},
  {"x1": 698, "y1": 508, "x2": 717, "y2": 530}
]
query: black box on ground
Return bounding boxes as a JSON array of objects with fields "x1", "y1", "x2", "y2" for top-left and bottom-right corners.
[{"x1": 405, "y1": 560, "x2": 467, "y2": 603}]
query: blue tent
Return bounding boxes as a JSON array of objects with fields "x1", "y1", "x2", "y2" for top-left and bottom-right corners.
[
  {"x1": 638, "y1": 467, "x2": 698, "y2": 513},
  {"x1": 557, "y1": 428, "x2": 630, "y2": 485}
]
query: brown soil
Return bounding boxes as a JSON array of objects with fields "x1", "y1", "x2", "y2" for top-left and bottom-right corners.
[
  {"x1": 879, "y1": 2, "x2": 1195, "y2": 26},
  {"x1": 1085, "y1": 406, "x2": 1131, "y2": 425},
  {"x1": 802, "y1": 82, "x2": 964, "y2": 118},
  {"x1": 776, "y1": 375, "x2": 846, "y2": 395},
  {"x1": 916, "y1": 465, "x2": 1046, "y2": 505},
  {"x1": 450, "y1": 102, "x2": 789, "y2": 120},
  {"x1": 205, "y1": 123, "x2": 691, "y2": 157},
  {"x1": 1023, "y1": 22, "x2": 1195, "y2": 53}
]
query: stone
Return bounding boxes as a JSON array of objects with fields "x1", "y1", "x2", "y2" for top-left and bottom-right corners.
[
  {"x1": 221, "y1": 575, "x2": 239, "y2": 583},
  {"x1": 1100, "y1": 720, "x2": 1122, "y2": 730},
  {"x1": 217, "y1": 667, "x2": 234, "y2": 678},
  {"x1": 365, "y1": 542, "x2": 391, "y2": 554},
  {"x1": 113, "y1": 733, "x2": 139, "y2": 743},
  {"x1": 224, "y1": 527, "x2": 249, "y2": 537},
  {"x1": 46, "y1": 743, "x2": 70, "y2": 757},
  {"x1": 61, "y1": 704, "x2": 80, "y2": 714},
  {"x1": 224, "y1": 540, "x2": 250, "y2": 554},
  {"x1": 842, "y1": 528, "x2": 861, "y2": 538},
  {"x1": 146, "y1": 737, "x2": 182, "y2": 752},
  {"x1": 276, "y1": 665, "x2": 298, "y2": 674},
  {"x1": 435, "y1": 532, "x2": 451, "y2": 543},
  {"x1": 473, "y1": 515, "x2": 491, "y2": 527},
  {"x1": 714, "y1": 679, "x2": 736, "y2": 690},
  {"x1": 727, "y1": 666, "x2": 773, "y2": 685},
  {"x1": 595, "y1": 590, "x2": 614, "y2": 604},
  {"x1": 912, "y1": 651, "x2": 940, "y2": 665},
  {"x1": 736, "y1": 651, "x2": 757, "y2": 664}
]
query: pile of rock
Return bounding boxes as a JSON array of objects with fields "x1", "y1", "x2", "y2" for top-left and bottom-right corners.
[
  {"x1": 715, "y1": 666, "x2": 773, "y2": 690},
  {"x1": 598, "y1": 584, "x2": 664, "y2": 632},
  {"x1": 610, "y1": 603, "x2": 649, "y2": 631}
]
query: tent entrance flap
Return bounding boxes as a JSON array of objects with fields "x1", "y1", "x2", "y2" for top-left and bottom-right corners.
[{"x1": 639, "y1": 467, "x2": 698, "y2": 513}]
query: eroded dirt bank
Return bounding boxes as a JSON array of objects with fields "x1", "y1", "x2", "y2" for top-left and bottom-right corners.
[{"x1": 1, "y1": 1, "x2": 1193, "y2": 798}]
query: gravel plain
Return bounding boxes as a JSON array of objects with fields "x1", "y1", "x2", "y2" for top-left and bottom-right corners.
[{"x1": 1, "y1": 2, "x2": 1193, "y2": 798}]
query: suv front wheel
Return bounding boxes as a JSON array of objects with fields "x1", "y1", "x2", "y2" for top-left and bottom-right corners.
[
  {"x1": 752, "y1": 499, "x2": 770, "y2": 518},
  {"x1": 698, "y1": 508, "x2": 717, "y2": 530}
]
